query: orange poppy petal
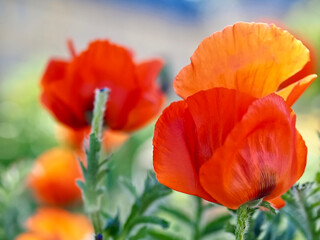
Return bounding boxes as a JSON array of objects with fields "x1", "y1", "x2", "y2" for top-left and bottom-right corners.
[
  {"x1": 105, "y1": 88, "x2": 140, "y2": 130},
  {"x1": 15, "y1": 233, "x2": 44, "y2": 240},
  {"x1": 41, "y1": 59, "x2": 68, "y2": 86},
  {"x1": 28, "y1": 148, "x2": 83, "y2": 205},
  {"x1": 200, "y1": 94, "x2": 297, "y2": 209},
  {"x1": 174, "y1": 22, "x2": 310, "y2": 99},
  {"x1": 277, "y1": 74, "x2": 317, "y2": 107},
  {"x1": 153, "y1": 101, "x2": 214, "y2": 202},
  {"x1": 268, "y1": 197, "x2": 286, "y2": 209},
  {"x1": 185, "y1": 88, "x2": 256, "y2": 167},
  {"x1": 73, "y1": 40, "x2": 137, "y2": 92},
  {"x1": 116, "y1": 59, "x2": 164, "y2": 131},
  {"x1": 41, "y1": 60, "x2": 88, "y2": 129},
  {"x1": 102, "y1": 129, "x2": 129, "y2": 153},
  {"x1": 135, "y1": 59, "x2": 164, "y2": 88},
  {"x1": 55, "y1": 125, "x2": 91, "y2": 149},
  {"x1": 265, "y1": 129, "x2": 307, "y2": 201},
  {"x1": 278, "y1": 36, "x2": 317, "y2": 89},
  {"x1": 25, "y1": 208, "x2": 93, "y2": 240},
  {"x1": 122, "y1": 88, "x2": 165, "y2": 131}
]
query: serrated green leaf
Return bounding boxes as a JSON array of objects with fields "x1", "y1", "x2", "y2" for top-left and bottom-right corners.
[
  {"x1": 128, "y1": 216, "x2": 169, "y2": 231},
  {"x1": 159, "y1": 206, "x2": 192, "y2": 226},
  {"x1": 201, "y1": 214, "x2": 232, "y2": 237},
  {"x1": 281, "y1": 183, "x2": 319, "y2": 240},
  {"x1": 78, "y1": 158, "x2": 87, "y2": 178},
  {"x1": 119, "y1": 177, "x2": 138, "y2": 198},
  {"x1": 104, "y1": 213, "x2": 120, "y2": 236},
  {"x1": 260, "y1": 201, "x2": 277, "y2": 215},
  {"x1": 225, "y1": 221, "x2": 236, "y2": 235},
  {"x1": 129, "y1": 226, "x2": 148, "y2": 240},
  {"x1": 76, "y1": 180, "x2": 86, "y2": 191},
  {"x1": 121, "y1": 172, "x2": 172, "y2": 238},
  {"x1": 276, "y1": 220, "x2": 296, "y2": 240},
  {"x1": 129, "y1": 227, "x2": 184, "y2": 240}
]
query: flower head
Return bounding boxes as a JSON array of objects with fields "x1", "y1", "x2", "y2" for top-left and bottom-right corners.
[
  {"x1": 174, "y1": 22, "x2": 316, "y2": 105},
  {"x1": 41, "y1": 40, "x2": 165, "y2": 131},
  {"x1": 153, "y1": 22, "x2": 316, "y2": 209},
  {"x1": 16, "y1": 208, "x2": 93, "y2": 240},
  {"x1": 28, "y1": 148, "x2": 84, "y2": 206}
]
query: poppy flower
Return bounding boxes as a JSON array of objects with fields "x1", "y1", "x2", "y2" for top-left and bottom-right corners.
[
  {"x1": 56, "y1": 124, "x2": 129, "y2": 153},
  {"x1": 173, "y1": 22, "x2": 317, "y2": 105},
  {"x1": 153, "y1": 22, "x2": 316, "y2": 209},
  {"x1": 28, "y1": 148, "x2": 84, "y2": 206},
  {"x1": 41, "y1": 40, "x2": 165, "y2": 131},
  {"x1": 153, "y1": 88, "x2": 306, "y2": 209},
  {"x1": 16, "y1": 208, "x2": 93, "y2": 240}
]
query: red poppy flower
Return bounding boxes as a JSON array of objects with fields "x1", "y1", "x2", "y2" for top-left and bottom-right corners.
[
  {"x1": 28, "y1": 148, "x2": 84, "y2": 206},
  {"x1": 41, "y1": 40, "x2": 165, "y2": 131},
  {"x1": 153, "y1": 22, "x2": 316, "y2": 209},
  {"x1": 153, "y1": 88, "x2": 306, "y2": 209},
  {"x1": 16, "y1": 208, "x2": 93, "y2": 240}
]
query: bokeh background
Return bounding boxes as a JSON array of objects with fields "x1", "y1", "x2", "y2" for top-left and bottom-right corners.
[{"x1": 0, "y1": 0, "x2": 319, "y2": 239}]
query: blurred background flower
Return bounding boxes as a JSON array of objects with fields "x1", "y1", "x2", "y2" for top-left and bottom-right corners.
[
  {"x1": 27, "y1": 148, "x2": 84, "y2": 206},
  {"x1": 16, "y1": 208, "x2": 93, "y2": 240}
]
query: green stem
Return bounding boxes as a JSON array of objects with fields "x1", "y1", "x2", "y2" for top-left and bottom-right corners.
[
  {"x1": 92, "y1": 89, "x2": 108, "y2": 139},
  {"x1": 235, "y1": 204, "x2": 251, "y2": 240},
  {"x1": 193, "y1": 196, "x2": 203, "y2": 240},
  {"x1": 80, "y1": 88, "x2": 109, "y2": 239}
]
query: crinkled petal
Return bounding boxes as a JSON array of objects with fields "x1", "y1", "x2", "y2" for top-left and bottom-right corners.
[
  {"x1": 268, "y1": 197, "x2": 286, "y2": 209},
  {"x1": 277, "y1": 74, "x2": 317, "y2": 107},
  {"x1": 185, "y1": 88, "x2": 256, "y2": 168},
  {"x1": 174, "y1": 22, "x2": 310, "y2": 99},
  {"x1": 153, "y1": 101, "x2": 214, "y2": 202},
  {"x1": 200, "y1": 94, "x2": 300, "y2": 209},
  {"x1": 120, "y1": 59, "x2": 165, "y2": 131},
  {"x1": 135, "y1": 59, "x2": 164, "y2": 89}
]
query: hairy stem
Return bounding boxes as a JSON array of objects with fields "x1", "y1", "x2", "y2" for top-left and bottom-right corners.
[
  {"x1": 235, "y1": 204, "x2": 251, "y2": 240},
  {"x1": 80, "y1": 88, "x2": 109, "y2": 238}
]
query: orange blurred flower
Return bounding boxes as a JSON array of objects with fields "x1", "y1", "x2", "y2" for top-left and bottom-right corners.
[
  {"x1": 28, "y1": 148, "x2": 84, "y2": 206},
  {"x1": 102, "y1": 129, "x2": 129, "y2": 153},
  {"x1": 41, "y1": 40, "x2": 165, "y2": 131},
  {"x1": 153, "y1": 22, "x2": 316, "y2": 210},
  {"x1": 55, "y1": 125, "x2": 91, "y2": 149},
  {"x1": 56, "y1": 124, "x2": 129, "y2": 153},
  {"x1": 16, "y1": 208, "x2": 93, "y2": 240}
]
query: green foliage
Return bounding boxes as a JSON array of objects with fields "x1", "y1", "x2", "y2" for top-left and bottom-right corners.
[
  {"x1": 282, "y1": 183, "x2": 320, "y2": 240},
  {"x1": 101, "y1": 172, "x2": 174, "y2": 239},
  {"x1": 0, "y1": 161, "x2": 37, "y2": 240},
  {"x1": 236, "y1": 178, "x2": 320, "y2": 240},
  {"x1": 104, "y1": 213, "x2": 120, "y2": 236},
  {"x1": 201, "y1": 214, "x2": 232, "y2": 237},
  {"x1": 0, "y1": 63, "x2": 57, "y2": 166}
]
